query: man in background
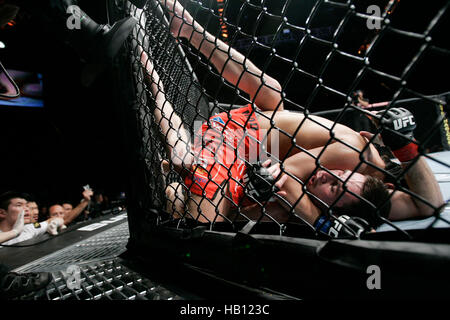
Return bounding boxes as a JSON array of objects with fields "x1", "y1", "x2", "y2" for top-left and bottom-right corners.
[{"x1": 48, "y1": 186, "x2": 93, "y2": 226}]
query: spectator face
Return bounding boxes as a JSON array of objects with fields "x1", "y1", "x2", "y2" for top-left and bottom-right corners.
[
  {"x1": 95, "y1": 194, "x2": 104, "y2": 203},
  {"x1": 62, "y1": 203, "x2": 73, "y2": 215},
  {"x1": 23, "y1": 201, "x2": 32, "y2": 224},
  {"x1": 0, "y1": 197, "x2": 27, "y2": 227},
  {"x1": 49, "y1": 205, "x2": 65, "y2": 220},
  {"x1": 28, "y1": 201, "x2": 39, "y2": 223}
]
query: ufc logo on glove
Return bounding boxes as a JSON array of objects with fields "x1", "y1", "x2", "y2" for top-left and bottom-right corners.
[{"x1": 393, "y1": 116, "x2": 415, "y2": 130}]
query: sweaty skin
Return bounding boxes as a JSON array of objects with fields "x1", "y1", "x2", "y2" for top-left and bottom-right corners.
[{"x1": 257, "y1": 110, "x2": 386, "y2": 178}]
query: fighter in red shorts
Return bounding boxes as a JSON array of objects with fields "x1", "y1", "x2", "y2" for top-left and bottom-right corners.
[
  {"x1": 140, "y1": 48, "x2": 285, "y2": 223},
  {"x1": 139, "y1": 0, "x2": 444, "y2": 238},
  {"x1": 184, "y1": 105, "x2": 262, "y2": 207}
]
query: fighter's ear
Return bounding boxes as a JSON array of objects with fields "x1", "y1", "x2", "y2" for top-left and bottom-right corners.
[{"x1": 384, "y1": 182, "x2": 395, "y2": 190}]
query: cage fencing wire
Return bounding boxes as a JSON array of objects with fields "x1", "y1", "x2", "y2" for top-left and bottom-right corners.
[{"x1": 123, "y1": 0, "x2": 450, "y2": 239}]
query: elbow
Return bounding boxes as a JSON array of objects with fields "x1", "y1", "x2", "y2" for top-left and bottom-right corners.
[
  {"x1": 427, "y1": 192, "x2": 446, "y2": 217},
  {"x1": 433, "y1": 200, "x2": 446, "y2": 216},
  {"x1": 419, "y1": 208, "x2": 434, "y2": 218},
  {"x1": 419, "y1": 201, "x2": 445, "y2": 219}
]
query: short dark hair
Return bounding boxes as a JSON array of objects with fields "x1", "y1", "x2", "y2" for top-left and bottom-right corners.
[
  {"x1": 373, "y1": 143, "x2": 407, "y2": 187},
  {"x1": 333, "y1": 176, "x2": 391, "y2": 228},
  {"x1": 0, "y1": 191, "x2": 30, "y2": 210}
]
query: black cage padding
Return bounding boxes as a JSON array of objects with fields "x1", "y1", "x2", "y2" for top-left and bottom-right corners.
[{"x1": 126, "y1": 221, "x2": 450, "y2": 299}]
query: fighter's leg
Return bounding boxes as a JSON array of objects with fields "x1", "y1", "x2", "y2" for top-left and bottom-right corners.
[
  {"x1": 186, "y1": 192, "x2": 233, "y2": 223},
  {"x1": 139, "y1": 49, "x2": 194, "y2": 175}
]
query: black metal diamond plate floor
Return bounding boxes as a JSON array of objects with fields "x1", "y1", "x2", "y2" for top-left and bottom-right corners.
[
  {"x1": 14, "y1": 221, "x2": 130, "y2": 273},
  {"x1": 11, "y1": 219, "x2": 183, "y2": 300},
  {"x1": 23, "y1": 258, "x2": 183, "y2": 301}
]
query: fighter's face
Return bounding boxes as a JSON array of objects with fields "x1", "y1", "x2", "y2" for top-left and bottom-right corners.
[{"x1": 307, "y1": 169, "x2": 366, "y2": 208}]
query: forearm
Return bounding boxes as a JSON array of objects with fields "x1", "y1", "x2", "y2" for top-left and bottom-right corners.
[
  {"x1": 403, "y1": 157, "x2": 444, "y2": 216},
  {"x1": 64, "y1": 200, "x2": 89, "y2": 225},
  {"x1": 276, "y1": 152, "x2": 322, "y2": 225},
  {"x1": 276, "y1": 175, "x2": 321, "y2": 225},
  {"x1": 0, "y1": 230, "x2": 19, "y2": 243}
]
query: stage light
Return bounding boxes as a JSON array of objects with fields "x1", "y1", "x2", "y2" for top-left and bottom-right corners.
[{"x1": 216, "y1": 0, "x2": 229, "y2": 42}]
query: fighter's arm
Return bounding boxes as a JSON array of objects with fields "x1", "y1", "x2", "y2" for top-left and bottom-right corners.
[
  {"x1": 376, "y1": 109, "x2": 445, "y2": 219},
  {"x1": 159, "y1": 0, "x2": 283, "y2": 112},
  {"x1": 276, "y1": 170, "x2": 322, "y2": 225},
  {"x1": 385, "y1": 158, "x2": 444, "y2": 220},
  {"x1": 277, "y1": 141, "x2": 363, "y2": 225}
]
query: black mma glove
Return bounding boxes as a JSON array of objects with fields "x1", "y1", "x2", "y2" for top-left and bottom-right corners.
[
  {"x1": 244, "y1": 162, "x2": 278, "y2": 202},
  {"x1": 314, "y1": 214, "x2": 369, "y2": 238},
  {"x1": 378, "y1": 107, "x2": 418, "y2": 162}
]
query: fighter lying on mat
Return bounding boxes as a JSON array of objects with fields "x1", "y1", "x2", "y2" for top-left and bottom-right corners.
[{"x1": 139, "y1": 0, "x2": 444, "y2": 237}]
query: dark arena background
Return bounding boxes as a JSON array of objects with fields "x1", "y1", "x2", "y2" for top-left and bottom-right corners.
[{"x1": 0, "y1": 0, "x2": 450, "y2": 307}]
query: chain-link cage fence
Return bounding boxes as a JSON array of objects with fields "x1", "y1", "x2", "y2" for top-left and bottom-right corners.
[{"x1": 117, "y1": 0, "x2": 450, "y2": 243}]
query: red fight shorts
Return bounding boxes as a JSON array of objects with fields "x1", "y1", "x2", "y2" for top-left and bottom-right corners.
[{"x1": 184, "y1": 105, "x2": 261, "y2": 206}]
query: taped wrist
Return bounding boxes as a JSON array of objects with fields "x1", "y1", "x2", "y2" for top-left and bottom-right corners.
[
  {"x1": 313, "y1": 214, "x2": 367, "y2": 238},
  {"x1": 245, "y1": 163, "x2": 278, "y2": 202},
  {"x1": 392, "y1": 141, "x2": 419, "y2": 162},
  {"x1": 313, "y1": 214, "x2": 333, "y2": 235}
]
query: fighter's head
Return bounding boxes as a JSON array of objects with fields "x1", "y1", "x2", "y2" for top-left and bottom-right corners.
[
  {"x1": 307, "y1": 169, "x2": 391, "y2": 227},
  {"x1": 307, "y1": 170, "x2": 365, "y2": 208}
]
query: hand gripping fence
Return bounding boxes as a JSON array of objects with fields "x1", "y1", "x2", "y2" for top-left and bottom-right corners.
[{"x1": 119, "y1": 0, "x2": 450, "y2": 240}]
